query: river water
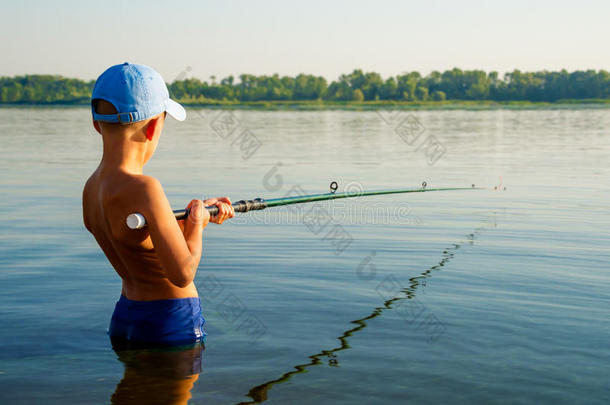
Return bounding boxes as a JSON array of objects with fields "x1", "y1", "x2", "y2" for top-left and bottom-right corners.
[{"x1": 0, "y1": 107, "x2": 608, "y2": 404}]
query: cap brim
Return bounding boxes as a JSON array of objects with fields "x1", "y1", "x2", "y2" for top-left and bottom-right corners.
[{"x1": 165, "y1": 98, "x2": 186, "y2": 121}]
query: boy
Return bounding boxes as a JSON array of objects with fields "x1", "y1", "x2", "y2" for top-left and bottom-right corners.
[{"x1": 82, "y1": 62, "x2": 234, "y2": 346}]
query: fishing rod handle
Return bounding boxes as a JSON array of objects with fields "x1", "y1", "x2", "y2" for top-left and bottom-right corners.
[{"x1": 126, "y1": 198, "x2": 267, "y2": 230}]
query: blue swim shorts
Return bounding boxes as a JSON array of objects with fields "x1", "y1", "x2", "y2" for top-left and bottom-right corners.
[{"x1": 109, "y1": 295, "x2": 206, "y2": 346}]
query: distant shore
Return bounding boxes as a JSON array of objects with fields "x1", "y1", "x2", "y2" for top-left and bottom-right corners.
[
  {"x1": 2, "y1": 99, "x2": 610, "y2": 111},
  {"x1": 3, "y1": 69, "x2": 610, "y2": 109}
]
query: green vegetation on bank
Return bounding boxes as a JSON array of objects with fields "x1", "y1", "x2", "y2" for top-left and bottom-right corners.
[
  {"x1": 0, "y1": 75, "x2": 94, "y2": 104},
  {"x1": 2, "y1": 69, "x2": 610, "y2": 107}
]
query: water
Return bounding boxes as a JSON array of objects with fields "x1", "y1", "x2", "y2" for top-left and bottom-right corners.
[{"x1": 0, "y1": 107, "x2": 608, "y2": 404}]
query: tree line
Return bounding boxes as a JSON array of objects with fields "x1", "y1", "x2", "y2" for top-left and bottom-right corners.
[{"x1": 2, "y1": 69, "x2": 610, "y2": 104}]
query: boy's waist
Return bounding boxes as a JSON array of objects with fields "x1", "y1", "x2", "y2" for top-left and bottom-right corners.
[
  {"x1": 120, "y1": 278, "x2": 199, "y2": 302},
  {"x1": 117, "y1": 294, "x2": 201, "y2": 309}
]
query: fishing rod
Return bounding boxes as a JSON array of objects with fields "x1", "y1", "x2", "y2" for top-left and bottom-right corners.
[{"x1": 126, "y1": 181, "x2": 482, "y2": 229}]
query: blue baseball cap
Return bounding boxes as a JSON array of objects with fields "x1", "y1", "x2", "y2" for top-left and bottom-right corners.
[{"x1": 92, "y1": 62, "x2": 186, "y2": 124}]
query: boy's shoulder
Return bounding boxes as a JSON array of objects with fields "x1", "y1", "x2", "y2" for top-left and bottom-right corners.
[
  {"x1": 83, "y1": 171, "x2": 166, "y2": 224},
  {"x1": 122, "y1": 173, "x2": 162, "y2": 192},
  {"x1": 108, "y1": 174, "x2": 167, "y2": 214},
  {"x1": 85, "y1": 170, "x2": 162, "y2": 197},
  {"x1": 83, "y1": 171, "x2": 170, "y2": 246},
  {"x1": 129, "y1": 174, "x2": 166, "y2": 202}
]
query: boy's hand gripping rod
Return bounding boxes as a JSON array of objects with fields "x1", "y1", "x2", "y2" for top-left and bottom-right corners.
[
  {"x1": 126, "y1": 182, "x2": 482, "y2": 230},
  {"x1": 126, "y1": 198, "x2": 266, "y2": 230}
]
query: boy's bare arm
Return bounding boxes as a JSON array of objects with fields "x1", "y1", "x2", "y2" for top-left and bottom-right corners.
[{"x1": 138, "y1": 177, "x2": 207, "y2": 287}]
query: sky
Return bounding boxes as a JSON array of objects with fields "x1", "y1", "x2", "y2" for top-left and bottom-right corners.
[{"x1": 1, "y1": 0, "x2": 609, "y2": 82}]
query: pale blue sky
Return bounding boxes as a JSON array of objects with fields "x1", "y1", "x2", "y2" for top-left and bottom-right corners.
[{"x1": 1, "y1": 0, "x2": 608, "y2": 81}]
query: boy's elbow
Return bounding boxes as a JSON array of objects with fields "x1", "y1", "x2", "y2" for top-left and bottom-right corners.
[
  {"x1": 170, "y1": 277, "x2": 192, "y2": 288},
  {"x1": 167, "y1": 262, "x2": 196, "y2": 288}
]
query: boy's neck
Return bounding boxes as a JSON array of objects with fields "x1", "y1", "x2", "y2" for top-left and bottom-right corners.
[{"x1": 100, "y1": 134, "x2": 147, "y2": 175}]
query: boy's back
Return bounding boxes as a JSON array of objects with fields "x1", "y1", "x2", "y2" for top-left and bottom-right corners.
[{"x1": 83, "y1": 168, "x2": 199, "y2": 300}]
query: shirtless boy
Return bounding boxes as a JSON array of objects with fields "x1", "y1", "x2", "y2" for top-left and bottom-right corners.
[{"x1": 82, "y1": 62, "x2": 234, "y2": 346}]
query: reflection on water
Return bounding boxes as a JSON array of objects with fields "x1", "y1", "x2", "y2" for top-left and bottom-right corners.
[
  {"x1": 110, "y1": 340, "x2": 204, "y2": 405},
  {"x1": 238, "y1": 213, "x2": 500, "y2": 404}
]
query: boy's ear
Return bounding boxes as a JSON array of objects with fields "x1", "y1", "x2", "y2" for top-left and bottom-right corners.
[
  {"x1": 145, "y1": 117, "x2": 158, "y2": 141},
  {"x1": 93, "y1": 119, "x2": 102, "y2": 135}
]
